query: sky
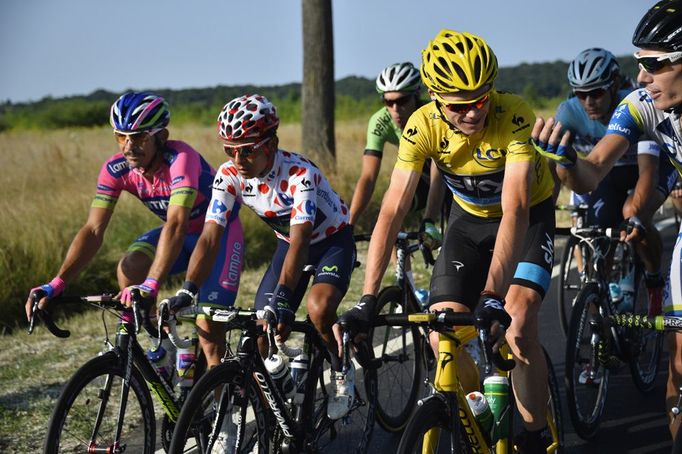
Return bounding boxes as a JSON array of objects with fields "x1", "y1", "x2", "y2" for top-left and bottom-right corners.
[{"x1": 0, "y1": 0, "x2": 653, "y2": 104}]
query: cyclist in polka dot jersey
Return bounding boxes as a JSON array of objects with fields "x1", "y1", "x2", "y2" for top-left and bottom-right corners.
[{"x1": 208, "y1": 94, "x2": 357, "y2": 420}]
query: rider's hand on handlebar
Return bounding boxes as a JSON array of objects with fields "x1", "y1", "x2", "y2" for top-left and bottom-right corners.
[
  {"x1": 25, "y1": 277, "x2": 66, "y2": 321},
  {"x1": 530, "y1": 117, "x2": 576, "y2": 169},
  {"x1": 166, "y1": 281, "x2": 198, "y2": 314},
  {"x1": 333, "y1": 294, "x2": 377, "y2": 355},
  {"x1": 264, "y1": 284, "x2": 296, "y2": 340},
  {"x1": 119, "y1": 277, "x2": 160, "y2": 307},
  {"x1": 620, "y1": 216, "x2": 647, "y2": 243},
  {"x1": 474, "y1": 291, "x2": 511, "y2": 349},
  {"x1": 420, "y1": 218, "x2": 443, "y2": 251}
]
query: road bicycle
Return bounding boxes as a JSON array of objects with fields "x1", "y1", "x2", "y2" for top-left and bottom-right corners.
[
  {"x1": 28, "y1": 289, "x2": 210, "y2": 453},
  {"x1": 168, "y1": 305, "x2": 377, "y2": 453},
  {"x1": 599, "y1": 312, "x2": 682, "y2": 452},
  {"x1": 555, "y1": 203, "x2": 590, "y2": 336},
  {"x1": 563, "y1": 224, "x2": 663, "y2": 439},
  {"x1": 355, "y1": 231, "x2": 437, "y2": 432},
  {"x1": 379, "y1": 310, "x2": 563, "y2": 453}
]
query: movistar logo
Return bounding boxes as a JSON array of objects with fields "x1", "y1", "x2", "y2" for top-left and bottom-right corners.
[{"x1": 322, "y1": 265, "x2": 338, "y2": 272}]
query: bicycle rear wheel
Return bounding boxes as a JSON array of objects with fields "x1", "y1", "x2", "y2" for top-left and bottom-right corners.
[
  {"x1": 557, "y1": 236, "x2": 582, "y2": 336},
  {"x1": 44, "y1": 351, "x2": 156, "y2": 454},
  {"x1": 313, "y1": 341, "x2": 377, "y2": 453},
  {"x1": 396, "y1": 395, "x2": 468, "y2": 454},
  {"x1": 169, "y1": 359, "x2": 268, "y2": 453},
  {"x1": 627, "y1": 271, "x2": 664, "y2": 393},
  {"x1": 565, "y1": 282, "x2": 610, "y2": 440},
  {"x1": 370, "y1": 285, "x2": 423, "y2": 432},
  {"x1": 544, "y1": 348, "x2": 564, "y2": 453}
]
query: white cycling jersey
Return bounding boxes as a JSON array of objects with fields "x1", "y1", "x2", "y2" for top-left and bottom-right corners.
[
  {"x1": 606, "y1": 88, "x2": 682, "y2": 315},
  {"x1": 205, "y1": 149, "x2": 349, "y2": 244}
]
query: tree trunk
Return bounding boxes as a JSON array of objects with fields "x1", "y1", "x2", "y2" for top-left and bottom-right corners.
[{"x1": 301, "y1": 0, "x2": 335, "y2": 167}]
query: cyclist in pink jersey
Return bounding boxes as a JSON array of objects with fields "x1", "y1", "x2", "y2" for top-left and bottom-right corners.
[{"x1": 26, "y1": 92, "x2": 244, "y2": 371}]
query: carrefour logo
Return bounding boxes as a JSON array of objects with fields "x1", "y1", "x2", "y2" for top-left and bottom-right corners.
[{"x1": 211, "y1": 199, "x2": 227, "y2": 214}]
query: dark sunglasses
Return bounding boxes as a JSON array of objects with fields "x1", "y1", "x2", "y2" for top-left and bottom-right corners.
[
  {"x1": 383, "y1": 95, "x2": 413, "y2": 108},
  {"x1": 443, "y1": 94, "x2": 490, "y2": 114},
  {"x1": 634, "y1": 51, "x2": 682, "y2": 74},
  {"x1": 574, "y1": 88, "x2": 608, "y2": 100},
  {"x1": 223, "y1": 136, "x2": 271, "y2": 159}
]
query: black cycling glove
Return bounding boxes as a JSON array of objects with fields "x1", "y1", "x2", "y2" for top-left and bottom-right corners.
[{"x1": 337, "y1": 294, "x2": 377, "y2": 335}]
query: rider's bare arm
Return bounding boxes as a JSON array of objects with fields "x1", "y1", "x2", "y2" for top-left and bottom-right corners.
[
  {"x1": 485, "y1": 160, "x2": 532, "y2": 294},
  {"x1": 362, "y1": 168, "x2": 421, "y2": 295},
  {"x1": 349, "y1": 155, "x2": 382, "y2": 226},
  {"x1": 423, "y1": 161, "x2": 445, "y2": 221}
]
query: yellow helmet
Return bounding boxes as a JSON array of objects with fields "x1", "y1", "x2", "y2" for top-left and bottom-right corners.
[{"x1": 420, "y1": 29, "x2": 498, "y2": 95}]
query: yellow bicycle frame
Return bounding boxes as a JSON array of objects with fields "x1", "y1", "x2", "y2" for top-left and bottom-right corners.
[{"x1": 414, "y1": 312, "x2": 560, "y2": 454}]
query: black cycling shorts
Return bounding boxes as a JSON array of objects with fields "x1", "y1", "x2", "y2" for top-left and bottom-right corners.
[{"x1": 429, "y1": 197, "x2": 555, "y2": 310}]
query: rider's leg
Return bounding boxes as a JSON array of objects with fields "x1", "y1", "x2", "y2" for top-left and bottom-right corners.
[
  {"x1": 307, "y1": 283, "x2": 343, "y2": 368},
  {"x1": 117, "y1": 250, "x2": 152, "y2": 288},
  {"x1": 505, "y1": 285, "x2": 548, "y2": 431},
  {"x1": 427, "y1": 301, "x2": 480, "y2": 394},
  {"x1": 666, "y1": 332, "x2": 682, "y2": 439}
]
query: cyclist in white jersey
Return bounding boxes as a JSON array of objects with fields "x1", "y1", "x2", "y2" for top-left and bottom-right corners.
[
  {"x1": 207, "y1": 94, "x2": 357, "y2": 422},
  {"x1": 557, "y1": 47, "x2": 673, "y2": 315},
  {"x1": 531, "y1": 0, "x2": 682, "y2": 441}
]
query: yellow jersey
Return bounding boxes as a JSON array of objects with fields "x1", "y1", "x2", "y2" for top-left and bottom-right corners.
[{"x1": 395, "y1": 91, "x2": 554, "y2": 218}]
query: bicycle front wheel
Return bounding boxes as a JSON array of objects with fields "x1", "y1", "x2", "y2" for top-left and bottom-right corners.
[
  {"x1": 169, "y1": 359, "x2": 268, "y2": 454},
  {"x1": 44, "y1": 351, "x2": 156, "y2": 454},
  {"x1": 544, "y1": 348, "x2": 564, "y2": 453},
  {"x1": 397, "y1": 395, "x2": 468, "y2": 454},
  {"x1": 370, "y1": 285, "x2": 423, "y2": 432},
  {"x1": 557, "y1": 236, "x2": 582, "y2": 336},
  {"x1": 628, "y1": 272, "x2": 664, "y2": 393},
  {"x1": 565, "y1": 282, "x2": 610, "y2": 440}
]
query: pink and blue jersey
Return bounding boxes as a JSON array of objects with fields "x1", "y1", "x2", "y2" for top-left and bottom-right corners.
[
  {"x1": 92, "y1": 140, "x2": 223, "y2": 233},
  {"x1": 206, "y1": 149, "x2": 349, "y2": 244}
]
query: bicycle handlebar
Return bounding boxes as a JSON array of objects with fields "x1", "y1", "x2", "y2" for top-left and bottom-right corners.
[
  {"x1": 607, "y1": 313, "x2": 682, "y2": 332},
  {"x1": 373, "y1": 310, "x2": 515, "y2": 372},
  {"x1": 28, "y1": 290, "x2": 153, "y2": 339}
]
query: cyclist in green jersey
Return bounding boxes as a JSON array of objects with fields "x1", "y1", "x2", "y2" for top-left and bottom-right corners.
[{"x1": 350, "y1": 62, "x2": 445, "y2": 289}]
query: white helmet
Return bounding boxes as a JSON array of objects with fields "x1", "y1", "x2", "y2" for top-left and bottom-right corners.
[
  {"x1": 567, "y1": 48, "x2": 619, "y2": 91},
  {"x1": 376, "y1": 62, "x2": 421, "y2": 94}
]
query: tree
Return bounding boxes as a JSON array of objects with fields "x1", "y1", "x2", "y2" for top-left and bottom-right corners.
[{"x1": 301, "y1": 0, "x2": 335, "y2": 166}]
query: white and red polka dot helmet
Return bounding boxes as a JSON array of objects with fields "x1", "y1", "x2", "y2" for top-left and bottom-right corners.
[{"x1": 217, "y1": 94, "x2": 279, "y2": 141}]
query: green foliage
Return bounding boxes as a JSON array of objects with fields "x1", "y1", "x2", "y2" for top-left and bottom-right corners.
[{"x1": 0, "y1": 56, "x2": 640, "y2": 132}]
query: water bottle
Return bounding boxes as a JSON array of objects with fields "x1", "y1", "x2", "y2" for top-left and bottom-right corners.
[
  {"x1": 484, "y1": 375, "x2": 511, "y2": 440},
  {"x1": 620, "y1": 266, "x2": 635, "y2": 313},
  {"x1": 415, "y1": 288, "x2": 430, "y2": 308},
  {"x1": 264, "y1": 355, "x2": 295, "y2": 401},
  {"x1": 147, "y1": 338, "x2": 174, "y2": 383},
  {"x1": 609, "y1": 282, "x2": 623, "y2": 306},
  {"x1": 466, "y1": 391, "x2": 494, "y2": 439},
  {"x1": 289, "y1": 353, "x2": 309, "y2": 405},
  {"x1": 176, "y1": 333, "x2": 198, "y2": 389}
]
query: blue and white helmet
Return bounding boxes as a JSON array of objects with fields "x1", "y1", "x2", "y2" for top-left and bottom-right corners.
[
  {"x1": 110, "y1": 92, "x2": 170, "y2": 133},
  {"x1": 567, "y1": 48, "x2": 619, "y2": 91}
]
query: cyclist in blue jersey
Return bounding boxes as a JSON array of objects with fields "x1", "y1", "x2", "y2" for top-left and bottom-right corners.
[
  {"x1": 532, "y1": 0, "x2": 682, "y2": 441},
  {"x1": 25, "y1": 92, "x2": 244, "y2": 376},
  {"x1": 556, "y1": 47, "x2": 674, "y2": 318}
]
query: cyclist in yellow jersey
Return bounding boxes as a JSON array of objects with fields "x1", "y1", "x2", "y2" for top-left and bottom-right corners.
[{"x1": 336, "y1": 29, "x2": 555, "y2": 453}]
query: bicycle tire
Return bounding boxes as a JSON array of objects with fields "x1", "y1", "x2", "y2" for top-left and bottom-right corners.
[
  {"x1": 627, "y1": 271, "x2": 664, "y2": 393},
  {"x1": 44, "y1": 351, "x2": 156, "y2": 454},
  {"x1": 565, "y1": 282, "x2": 610, "y2": 440},
  {"x1": 396, "y1": 395, "x2": 468, "y2": 454},
  {"x1": 168, "y1": 359, "x2": 268, "y2": 454},
  {"x1": 557, "y1": 236, "x2": 582, "y2": 336},
  {"x1": 370, "y1": 285, "x2": 423, "y2": 432},
  {"x1": 312, "y1": 341, "x2": 377, "y2": 454}
]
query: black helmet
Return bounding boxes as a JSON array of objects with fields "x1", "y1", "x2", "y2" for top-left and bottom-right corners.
[{"x1": 632, "y1": 0, "x2": 682, "y2": 51}]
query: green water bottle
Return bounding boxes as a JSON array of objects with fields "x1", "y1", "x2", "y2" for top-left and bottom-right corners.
[
  {"x1": 465, "y1": 391, "x2": 494, "y2": 439},
  {"x1": 484, "y1": 375, "x2": 511, "y2": 440}
]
